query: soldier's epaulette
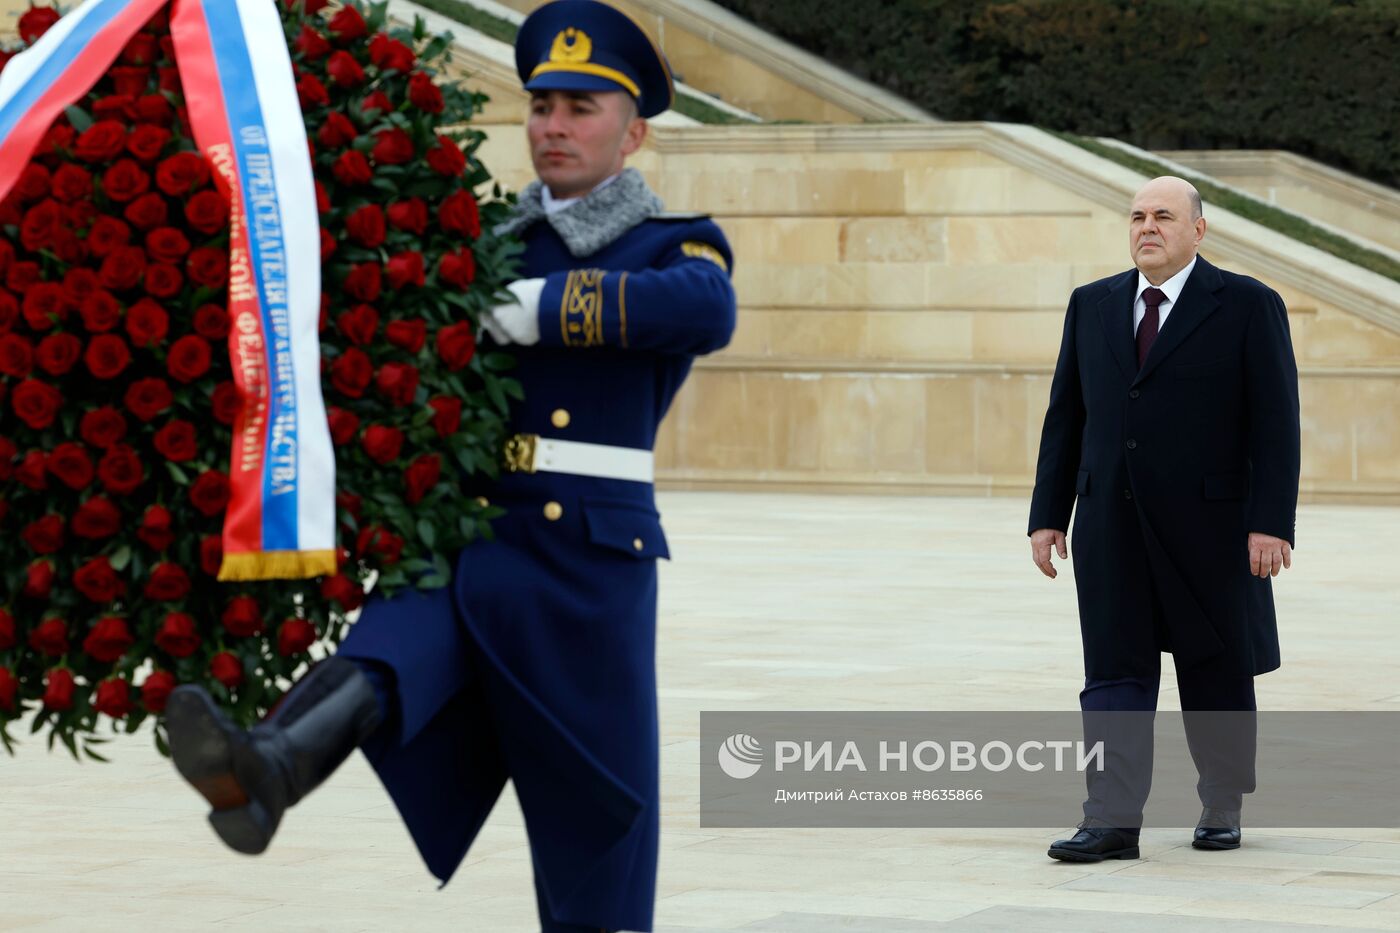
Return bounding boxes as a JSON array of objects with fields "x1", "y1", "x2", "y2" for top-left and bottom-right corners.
[{"x1": 650, "y1": 211, "x2": 712, "y2": 222}]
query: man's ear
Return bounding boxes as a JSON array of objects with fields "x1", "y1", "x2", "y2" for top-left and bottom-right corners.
[
  {"x1": 1194, "y1": 216, "x2": 1207, "y2": 246},
  {"x1": 620, "y1": 115, "x2": 648, "y2": 158}
]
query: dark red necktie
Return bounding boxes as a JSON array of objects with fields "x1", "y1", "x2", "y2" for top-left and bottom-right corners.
[{"x1": 1137, "y1": 287, "x2": 1166, "y2": 368}]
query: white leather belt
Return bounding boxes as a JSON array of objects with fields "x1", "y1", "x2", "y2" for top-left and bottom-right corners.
[{"x1": 503, "y1": 433, "x2": 654, "y2": 484}]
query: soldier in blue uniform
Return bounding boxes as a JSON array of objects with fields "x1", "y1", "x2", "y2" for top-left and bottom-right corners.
[{"x1": 164, "y1": 2, "x2": 736, "y2": 930}]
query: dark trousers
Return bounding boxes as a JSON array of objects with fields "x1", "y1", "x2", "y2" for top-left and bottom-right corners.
[{"x1": 1079, "y1": 657, "x2": 1257, "y2": 831}]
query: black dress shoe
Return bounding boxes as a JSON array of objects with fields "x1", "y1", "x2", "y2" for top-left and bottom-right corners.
[
  {"x1": 166, "y1": 657, "x2": 383, "y2": 855},
  {"x1": 1047, "y1": 821, "x2": 1141, "y2": 862},
  {"x1": 1193, "y1": 807, "x2": 1241, "y2": 850}
]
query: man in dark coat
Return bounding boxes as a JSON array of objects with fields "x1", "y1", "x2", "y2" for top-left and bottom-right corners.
[
  {"x1": 1028, "y1": 176, "x2": 1300, "y2": 862},
  {"x1": 164, "y1": 3, "x2": 736, "y2": 929}
]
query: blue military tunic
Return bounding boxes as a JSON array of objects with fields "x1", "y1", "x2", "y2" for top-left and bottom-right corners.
[{"x1": 338, "y1": 208, "x2": 736, "y2": 931}]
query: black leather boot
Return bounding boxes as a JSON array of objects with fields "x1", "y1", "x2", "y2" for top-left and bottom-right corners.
[
  {"x1": 165, "y1": 656, "x2": 383, "y2": 855},
  {"x1": 1193, "y1": 807, "x2": 1242, "y2": 850},
  {"x1": 1047, "y1": 818, "x2": 1141, "y2": 862}
]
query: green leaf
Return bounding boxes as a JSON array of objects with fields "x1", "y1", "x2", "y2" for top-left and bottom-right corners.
[
  {"x1": 165, "y1": 461, "x2": 190, "y2": 485},
  {"x1": 416, "y1": 574, "x2": 447, "y2": 589},
  {"x1": 109, "y1": 546, "x2": 132, "y2": 572},
  {"x1": 417, "y1": 519, "x2": 436, "y2": 549},
  {"x1": 64, "y1": 105, "x2": 93, "y2": 133}
]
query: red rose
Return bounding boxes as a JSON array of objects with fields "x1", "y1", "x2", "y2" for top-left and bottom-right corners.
[
  {"x1": 385, "y1": 318, "x2": 427, "y2": 353},
  {"x1": 78, "y1": 292, "x2": 121, "y2": 337},
  {"x1": 210, "y1": 651, "x2": 244, "y2": 689},
  {"x1": 20, "y1": 199, "x2": 63, "y2": 252},
  {"x1": 387, "y1": 198, "x2": 428, "y2": 234},
  {"x1": 94, "y1": 679, "x2": 135, "y2": 719},
  {"x1": 0, "y1": 609, "x2": 14, "y2": 651},
  {"x1": 328, "y1": 5, "x2": 368, "y2": 41},
  {"x1": 7, "y1": 260, "x2": 41, "y2": 292},
  {"x1": 47, "y1": 442, "x2": 94, "y2": 490},
  {"x1": 80, "y1": 407, "x2": 128, "y2": 449},
  {"x1": 361, "y1": 424, "x2": 404, "y2": 464},
  {"x1": 50, "y1": 163, "x2": 93, "y2": 203},
  {"x1": 211, "y1": 381, "x2": 240, "y2": 425},
  {"x1": 84, "y1": 616, "x2": 134, "y2": 663},
  {"x1": 99, "y1": 245, "x2": 146, "y2": 290},
  {"x1": 0, "y1": 667, "x2": 16, "y2": 712},
  {"x1": 124, "y1": 377, "x2": 174, "y2": 422},
  {"x1": 439, "y1": 248, "x2": 476, "y2": 289},
  {"x1": 42, "y1": 668, "x2": 75, "y2": 711},
  {"x1": 93, "y1": 94, "x2": 135, "y2": 122},
  {"x1": 134, "y1": 92, "x2": 174, "y2": 125},
  {"x1": 29, "y1": 617, "x2": 67, "y2": 655},
  {"x1": 86, "y1": 216, "x2": 131, "y2": 258},
  {"x1": 166, "y1": 334, "x2": 211, "y2": 383},
  {"x1": 320, "y1": 573, "x2": 364, "y2": 611},
  {"x1": 126, "y1": 123, "x2": 172, "y2": 162},
  {"x1": 73, "y1": 120, "x2": 127, "y2": 163},
  {"x1": 110, "y1": 65, "x2": 151, "y2": 97},
  {"x1": 96, "y1": 442, "x2": 142, "y2": 495},
  {"x1": 320, "y1": 227, "x2": 337, "y2": 261},
  {"x1": 316, "y1": 111, "x2": 357, "y2": 149},
  {"x1": 386, "y1": 250, "x2": 425, "y2": 289},
  {"x1": 326, "y1": 50, "x2": 365, "y2": 87},
  {"x1": 435, "y1": 321, "x2": 476, "y2": 371},
  {"x1": 64, "y1": 267, "x2": 99, "y2": 302},
  {"x1": 35, "y1": 332, "x2": 81, "y2": 375},
  {"x1": 15, "y1": 163, "x2": 50, "y2": 201},
  {"x1": 186, "y1": 247, "x2": 227, "y2": 289},
  {"x1": 72, "y1": 496, "x2": 122, "y2": 539},
  {"x1": 36, "y1": 123, "x2": 75, "y2": 159},
  {"x1": 336, "y1": 491, "x2": 362, "y2": 522},
  {"x1": 155, "y1": 152, "x2": 209, "y2": 196},
  {"x1": 427, "y1": 135, "x2": 466, "y2": 177},
  {"x1": 141, "y1": 670, "x2": 177, "y2": 712},
  {"x1": 22, "y1": 282, "x2": 68, "y2": 330},
  {"x1": 199, "y1": 534, "x2": 223, "y2": 576},
  {"x1": 144, "y1": 562, "x2": 191, "y2": 601},
  {"x1": 153, "y1": 419, "x2": 197, "y2": 461},
  {"x1": 369, "y1": 33, "x2": 416, "y2": 71},
  {"x1": 332, "y1": 150, "x2": 372, "y2": 186},
  {"x1": 326, "y1": 407, "x2": 359, "y2": 445},
  {"x1": 343, "y1": 263, "x2": 381, "y2": 301},
  {"x1": 22, "y1": 514, "x2": 65, "y2": 554},
  {"x1": 277, "y1": 618, "x2": 316, "y2": 656},
  {"x1": 297, "y1": 72, "x2": 329, "y2": 108},
  {"x1": 23, "y1": 560, "x2": 55, "y2": 599},
  {"x1": 315, "y1": 180, "x2": 330, "y2": 213},
  {"x1": 155, "y1": 612, "x2": 201, "y2": 658},
  {"x1": 184, "y1": 189, "x2": 227, "y2": 234},
  {"x1": 190, "y1": 469, "x2": 231, "y2": 516},
  {"x1": 0, "y1": 436, "x2": 14, "y2": 480},
  {"x1": 73, "y1": 556, "x2": 126, "y2": 603},
  {"x1": 145, "y1": 261, "x2": 184, "y2": 297},
  {"x1": 16, "y1": 450, "x2": 46, "y2": 490},
  {"x1": 18, "y1": 4, "x2": 60, "y2": 42},
  {"x1": 0, "y1": 333, "x2": 33, "y2": 377},
  {"x1": 83, "y1": 333, "x2": 131, "y2": 379},
  {"x1": 346, "y1": 204, "x2": 386, "y2": 248},
  {"x1": 122, "y1": 30, "x2": 160, "y2": 65},
  {"x1": 404, "y1": 453, "x2": 442, "y2": 505},
  {"x1": 336, "y1": 303, "x2": 378, "y2": 346},
  {"x1": 330, "y1": 347, "x2": 372, "y2": 398},
  {"x1": 125, "y1": 298, "x2": 169, "y2": 348},
  {"x1": 439, "y1": 190, "x2": 481, "y2": 238},
  {"x1": 146, "y1": 226, "x2": 191, "y2": 264},
  {"x1": 360, "y1": 90, "x2": 393, "y2": 115},
  {"x1": 193, "y1": 303, "x2": 229, "y2": 340},
  {"x1": 11, "y1": 378, "x2": 62, "y2": 428},
  {"x1": 138, "y1": 504, "x2": 174, "y2": 550},
  {"x1": 428, "y1": 396, "x2": 462, "y2": 437},
  {"x1": 371, "y1": 127, "x2": 415, "y2": 165},
  {"x1": 102, "y1": 159, "x2": 151, "y2": 202},
  {"x1": 294, "y1": 24, "x2": 331, "y2": 60},
  {"x1": 221, "y1": 596, "x2": 263, "y2": 637},
  {"x1": 356, "y1": 525, "x2": 403, "y2": 564},
  {"x1": 124, "y1": 192, "x2": 168, "y2": 230},
  {"x1": 408, "y1": 72, "x2": 445, "y2": 114},
  {"x1": 375, "y1": 362, "x2": 419, "y2": 407}
]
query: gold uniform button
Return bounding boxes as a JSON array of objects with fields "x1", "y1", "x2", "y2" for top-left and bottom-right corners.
[
  {"x1": 551, "y1": 409, "x2": 571, "y2": 429},
  {"x1": 475, "y1": 497, "x2": 489, "y2": 508},
  {"x1": 632, "y1": 538, "x2": 644, "y2": 552},
  {"x1": 543, "y1": 501, "x2": 563, "y2": 521}
]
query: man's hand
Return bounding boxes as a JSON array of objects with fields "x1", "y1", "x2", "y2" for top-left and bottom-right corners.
[
  {"x1": 1248, "y1": 532, "x2": 1292, "y2": 578},
  {"x1": 482, "y1": 278, "x2": 545, "y2": 346},
  {"x1": 1030, "y1": 528, "x2": 1067, "y2": 579}
]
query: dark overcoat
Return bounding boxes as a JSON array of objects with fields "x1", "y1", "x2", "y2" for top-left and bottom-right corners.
[
  {"x1": 1028, "y1": 257, "x2": 1300, "y2": 680},
  {"x1": 338, "y1": 213, "x2": 736, "y2": 932}
]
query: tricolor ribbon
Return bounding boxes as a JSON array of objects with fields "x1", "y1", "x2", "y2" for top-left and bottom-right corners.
[{"x1": 0, "y1": 0, "x2": 336, "y2": 582}]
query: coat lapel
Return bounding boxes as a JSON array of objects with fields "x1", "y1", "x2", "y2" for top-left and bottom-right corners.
[
  {"x1": 1133, "y1": 257, "x2": 1224, "y2": 385},
  {"x1": 1096, "y1": 270, "x2": 1138, "y2": 382}
]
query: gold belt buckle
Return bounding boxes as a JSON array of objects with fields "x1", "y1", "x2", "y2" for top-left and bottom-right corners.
[{"x1": 503, "y1": 433, "x2": 539, "y2": 473}]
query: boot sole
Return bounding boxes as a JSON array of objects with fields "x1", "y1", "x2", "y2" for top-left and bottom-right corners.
[
  {"x1": 1192, "y1": 837, "x2": 1241, "y2": 850},
  {"x1": 1047, "y1": 845, "x2": 1140, "y2": 862},
  {"x1": 166, "y1": 687, "x2": 275, "y2": 856}
]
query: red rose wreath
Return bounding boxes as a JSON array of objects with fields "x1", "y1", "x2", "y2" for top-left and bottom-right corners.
[{"x1": 0, "y1": 0, "x2": 520, "y2": 758}]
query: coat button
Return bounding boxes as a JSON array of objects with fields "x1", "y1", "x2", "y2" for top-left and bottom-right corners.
[
  {"x1": 475, "y1": 496, "x2": 489, "y2": 508},
  {"x1": 551, "y1": 409, "x2": 571, "y2": 429},
  {"x1": 543, "y1": 501, "x2": 563, "y2": 521},
  {"x1": 1126, "y1": 439, "x2": 1138, "y2": 450},
  {"x1": 1123, "y1": 489, "x2": 1133, "y2": 500},
  {"x1": 633, "y1": 537, "x2": 644, "y2": 552},
  {"x1": 1129, "y1": 389, "x2": 1140, "y2": 399}
]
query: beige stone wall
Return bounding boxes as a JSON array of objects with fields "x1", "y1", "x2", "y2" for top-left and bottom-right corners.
[{"x1": 0, "y1": 0, "x2": 30, "y2": 38}]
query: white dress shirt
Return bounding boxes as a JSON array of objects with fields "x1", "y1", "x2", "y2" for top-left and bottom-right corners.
[
  {"x1": 1134, "y1": 255, "x2": 1197, "y2": 335},
  {"x1": 541, "y1": 172, "x2": 621, "y2": 215}
]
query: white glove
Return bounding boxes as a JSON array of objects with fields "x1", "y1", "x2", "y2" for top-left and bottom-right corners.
[{"x1": 482, "y1": 278, "x2": 544, "y2": 346}]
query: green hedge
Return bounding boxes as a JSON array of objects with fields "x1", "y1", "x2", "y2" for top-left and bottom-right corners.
[{"x1": 713, "y1": 0, "x2": 1400, "y2": 186}]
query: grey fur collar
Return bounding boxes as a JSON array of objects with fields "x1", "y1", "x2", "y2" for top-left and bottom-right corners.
[{"x1": 495, "y1": 168, "x2": 664, "y2": 258}]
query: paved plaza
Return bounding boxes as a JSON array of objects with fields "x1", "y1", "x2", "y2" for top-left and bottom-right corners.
[{"x1": 2, "y1": 493, "x2": 1398, "y2": 931}]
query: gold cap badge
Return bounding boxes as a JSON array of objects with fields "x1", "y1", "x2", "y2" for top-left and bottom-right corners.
[{"x1": 550, "y1": 27, "x2": 593, "y2": 64}]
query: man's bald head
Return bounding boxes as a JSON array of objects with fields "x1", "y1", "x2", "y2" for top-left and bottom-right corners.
[{"x1": 1128, "y1": 176, "x2": 1207, "y2": 284}]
